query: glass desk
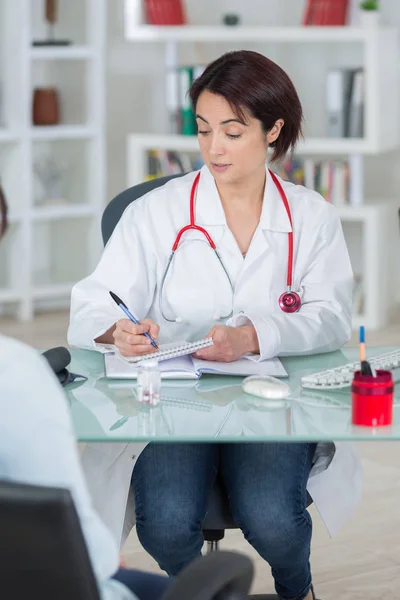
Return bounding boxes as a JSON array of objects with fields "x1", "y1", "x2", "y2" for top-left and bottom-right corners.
[{"x1": 66, "y1": 346, "x2": 400, "y2": 442}]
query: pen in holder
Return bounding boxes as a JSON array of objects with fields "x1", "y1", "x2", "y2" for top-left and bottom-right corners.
[
  {"x1": 351, "y1": 370, "x2": 394, "y2": 427},
  {"x1": 352, "y1": 326, "x2": 394, "y2": 427}
]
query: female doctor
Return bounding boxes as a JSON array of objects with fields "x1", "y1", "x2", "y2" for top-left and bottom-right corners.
[{"x1": 69, "y1": 51, "x2": 362, "y2": 600}]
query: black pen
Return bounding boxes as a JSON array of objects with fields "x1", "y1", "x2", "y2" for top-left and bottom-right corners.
[{"x1": 109, "y1": 291, "x2": 158, "y2": 349}]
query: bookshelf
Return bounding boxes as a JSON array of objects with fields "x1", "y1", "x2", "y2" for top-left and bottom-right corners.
[{"x1": 0, "y1": 0, "x2": 106, "y2": 321}]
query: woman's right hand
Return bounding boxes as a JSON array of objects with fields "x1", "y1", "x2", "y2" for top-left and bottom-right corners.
[{"x1": 112, "y1": 318, "x2": 160, "y2": 357}]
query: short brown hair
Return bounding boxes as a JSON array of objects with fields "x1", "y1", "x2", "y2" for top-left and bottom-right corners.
[{"x1": 189, "y1": 50, "x2": 303, "y2": 163}]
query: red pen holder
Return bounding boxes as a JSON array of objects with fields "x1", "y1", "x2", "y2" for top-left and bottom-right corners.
[{"x1": 351, "y1": 370, "x2": 394, "y2": 427}]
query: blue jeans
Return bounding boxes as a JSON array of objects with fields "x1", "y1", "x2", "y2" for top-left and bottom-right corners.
[
  {"x1": 132, "y1": 442, "x2": 316, "y2": 600},
  {"x1": 113, "y1": 568, "x2": 171, "y2": 600}
]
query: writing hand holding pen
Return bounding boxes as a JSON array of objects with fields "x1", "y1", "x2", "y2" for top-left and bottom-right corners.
[{"x1": 109, "y1": 291, "x2": 160, "y2": 357}]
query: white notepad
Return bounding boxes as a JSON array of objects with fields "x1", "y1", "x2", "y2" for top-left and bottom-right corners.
[
  {"x1": 104, "y1": 352, "x2": 288, "y2": 380},
  {"x1": 114, "y1": 339, "x2": 214, "y2": 364}
]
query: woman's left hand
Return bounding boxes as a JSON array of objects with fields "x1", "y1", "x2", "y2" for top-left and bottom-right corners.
[{"x1": 193, "y1": 325, "x2": 259, "y2": 362}]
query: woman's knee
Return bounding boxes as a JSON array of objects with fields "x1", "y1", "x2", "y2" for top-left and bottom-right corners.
[
  {"x1": 136, "y1": 508, "x2": 201, "y2": 552},
  {"x1": 136, "y1": 507, "x2": 205, "y2": 575},
  {"x1": 233, "y1": 500, "x2": 312, "y2": 551}
]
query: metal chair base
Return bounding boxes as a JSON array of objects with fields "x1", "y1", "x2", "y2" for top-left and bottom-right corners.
[{"x1": 206, "y1": 540, "x2": 220, "y2": 553}]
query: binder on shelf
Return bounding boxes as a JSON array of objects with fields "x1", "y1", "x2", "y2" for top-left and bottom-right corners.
[
  {"x1": 326, "y1": 69, "x2": 349, "y2": 138},
  {"x1": 325, "y1": 67, "x2": 364, "y2": 138},
  {"x1": 166, "y1": 68, "x2": 180, "y2": 134},
  {"x1": 179, "y1": 66, "x2": 196, "y2": 135},
  {"x1": 303, "y1": 0, "x2": 349, "y2": 26},
  {"x1": 165, "y1": 63, "x2": 205, "y2": 135},
  {"x1": 348, "y1": 69, "x2": 364, "y2": 138},
  {"x1": 144, "y1": 0, "x2": 186, "y2": 25}
]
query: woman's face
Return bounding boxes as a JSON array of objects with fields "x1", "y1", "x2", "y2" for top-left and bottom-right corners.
[{"x1": 195, "y1": 90, "x2": 282, "y2": 186}]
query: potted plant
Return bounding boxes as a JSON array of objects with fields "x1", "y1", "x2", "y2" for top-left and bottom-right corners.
[{"x1": 359, "y1": 1, "x2": 380, "y2": 27}]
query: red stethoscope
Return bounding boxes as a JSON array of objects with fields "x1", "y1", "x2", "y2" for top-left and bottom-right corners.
[{"x1": 159, "y1": 170, "x2": 301, "y2": 323}]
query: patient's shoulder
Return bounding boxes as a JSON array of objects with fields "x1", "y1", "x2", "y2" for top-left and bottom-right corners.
[{"x1": 0, "y1": 335, "x2": 40, "y2": 369}]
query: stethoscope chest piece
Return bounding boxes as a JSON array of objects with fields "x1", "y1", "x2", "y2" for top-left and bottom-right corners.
[{"x1": 279, "y1": 290, "x2": 301, "y2": 313}]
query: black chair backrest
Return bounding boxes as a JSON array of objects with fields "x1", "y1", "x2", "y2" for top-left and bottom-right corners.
[
  {"x1": 0, "y1": 480, "x2": 101, "y2": 600},
  {"x1": 162, "y1": 550, "x2": 253, "y2": 600},
  {"x1": 102, "y1": 173, "x2": 185, "y2": 246}
]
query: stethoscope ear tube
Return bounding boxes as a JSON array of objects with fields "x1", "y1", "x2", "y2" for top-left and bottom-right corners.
[{"x1": 159, "y1": 251, "x2": 178, "y2": 323}]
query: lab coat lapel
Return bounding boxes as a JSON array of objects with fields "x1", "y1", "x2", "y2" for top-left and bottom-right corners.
[
  {"x1": 193, "y1": 166, "x2": 293, "y2": 271},
  {"x1": 193, "y1": 165, "x2": 226, "y2": 248},
  {"x1": 196, "y1": 165, "x2": 226, "y2": 227},
  {"x1": 242, "y1": 168, "x2": 292, "y2": 271}
]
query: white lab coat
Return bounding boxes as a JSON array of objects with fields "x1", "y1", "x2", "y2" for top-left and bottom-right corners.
[{"x1": 68, "y1": 165, "x2": 362, "y2": 545}]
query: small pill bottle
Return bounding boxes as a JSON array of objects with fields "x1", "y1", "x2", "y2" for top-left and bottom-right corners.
[{"x1": 137, "y1": 359, "x2": 161, "y2": 406}]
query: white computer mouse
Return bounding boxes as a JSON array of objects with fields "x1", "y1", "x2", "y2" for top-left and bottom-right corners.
[{"x1": 242, "y1": 375, "x2": 291, "y2": 406}]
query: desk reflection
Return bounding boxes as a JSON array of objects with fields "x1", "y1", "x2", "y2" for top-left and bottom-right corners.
[{"x1": 67, "y1": 374, "x2": 353, "y2": 441}]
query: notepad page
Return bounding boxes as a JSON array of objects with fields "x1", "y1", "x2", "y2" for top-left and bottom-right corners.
[
  {"x1": 104, "y1": 353, "x2": 199, "y2": 380},
  {"x1": 192, "y1": 356, "x2": 288, "y2": 378},
  {"x1": 119, "y1": 338, "x2": 214, "y2": 364}
]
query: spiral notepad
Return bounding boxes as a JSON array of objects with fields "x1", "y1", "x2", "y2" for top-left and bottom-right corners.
[{"x1": 120, "y1": 338, "x2": 214, "y2": 364}]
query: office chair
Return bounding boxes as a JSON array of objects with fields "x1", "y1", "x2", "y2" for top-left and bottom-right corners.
[
  {"x1": 0, "y1": 480, "x2": 254, "y2": 600},
  {"x1": 102, "y1": 175, "x2": 313, "y2": 599},
  {"x1": 101, "y1": 174, "x2": 183, "y2": 247}
]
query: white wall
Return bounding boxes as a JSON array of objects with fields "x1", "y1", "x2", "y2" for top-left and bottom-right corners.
[{"x1": 106, "y1": 0, "x2": 400, "y2": 207}]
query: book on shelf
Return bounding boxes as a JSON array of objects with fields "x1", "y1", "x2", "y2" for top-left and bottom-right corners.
[
  {"x1": 146, "y1": 149, "x2": 204, "y2": 179},
  {"x1": 144, "y1": 0, "x2": 186, "y2": 25},
  {"x1": 325, "y1": 68, "x2": 364, "y2": 138},
  {"x1": 277, "y1": 157, "x2": 351, "y2": 206},
  {"x1": 303, "y1": 0, "x2": 349, "y2": 26},
  {"x1": 166, "y1": 64, "x2": 206, "y2": 135}
]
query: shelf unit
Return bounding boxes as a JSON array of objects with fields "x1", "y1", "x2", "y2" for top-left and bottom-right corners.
[
  {"x1": 126, "y1": 133, "x2": 398, "y2": 186},
  {"x1": 125, "y1": 24, "x2": 392, "y2": 43},
  {"x1": 30, "y1": 46, "x2": 96, "y2": 60},
  {"x1": 30, "y1": 125, "x2": 97, "y2": 140},
  {"x1": 0, "y1": 0, "x2": 106, "y2": 320}
]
